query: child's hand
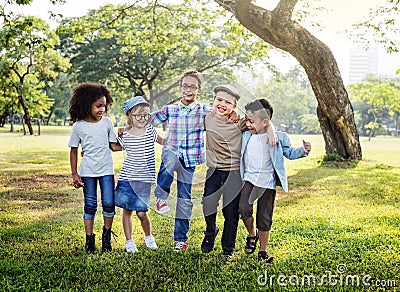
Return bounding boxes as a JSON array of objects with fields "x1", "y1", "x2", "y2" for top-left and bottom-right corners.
[
  {"x1": 266, "y1": 122, "x2": 278, "y2": 147},
  {"x1": 303, "y1": 140, "x2": 311, "y2": 152},
  {"x1": 72, "y1": 173, "x2": 84, "y2": 188},
  {"x1": 117, "y1": 127, "x2": 124, "y2": 137},
  {"x1": 227, "y1": 111, "x2": 240, "y2": 123},
  {"x1": 118, "y1": 125, "x2": 132, "y2": 137}
]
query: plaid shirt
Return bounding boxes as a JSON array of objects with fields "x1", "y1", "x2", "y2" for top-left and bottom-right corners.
[{"x1": 151, "y1": 102, "x2": 211, "y2": 167}]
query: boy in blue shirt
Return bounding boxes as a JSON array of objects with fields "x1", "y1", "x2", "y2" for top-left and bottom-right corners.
[{"x1": 239, "y1": 99, "x2": 311, "y2": 264}]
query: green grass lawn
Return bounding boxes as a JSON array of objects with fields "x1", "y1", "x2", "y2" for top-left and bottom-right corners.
[{"x1": 0, "y1": 125, "x2": 399, "y2": 291}]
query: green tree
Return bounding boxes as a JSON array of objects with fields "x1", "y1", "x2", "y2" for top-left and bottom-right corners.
[
  {"x1": 57, "y1": 1, "x2": 270, "y2": 107},
  {"x1": 44, "y1": 72, "x2": 76, "y2": 125},
  {"x1": 255, "y1": 66, "x2": 317, "y2": 134},
  {"x1": 348, "y1": 80, "x2": 400, "y2": 140},
  {"x1": 351, "y1": 0, "x2": 400, "y2": 54},
  {"x1": 350, "y1": 0, "x2": 400, "y2": 76},
  {"x1": 0, "y1": 14, "x2": 70, "y2": 134}
]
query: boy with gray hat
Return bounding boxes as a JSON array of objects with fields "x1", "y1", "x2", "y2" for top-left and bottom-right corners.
[{"x1": 201, "y1": 84, "x2": 275, "y2": 258}]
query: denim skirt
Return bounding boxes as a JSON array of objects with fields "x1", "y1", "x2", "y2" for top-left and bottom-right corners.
[{"x1": 115, "y1": 180, "x2": 151, "y2": 212}]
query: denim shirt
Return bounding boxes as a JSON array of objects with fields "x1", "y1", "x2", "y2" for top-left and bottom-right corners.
[{"x1": 240, "y1": 131, "x2": 308, "y2": 192}]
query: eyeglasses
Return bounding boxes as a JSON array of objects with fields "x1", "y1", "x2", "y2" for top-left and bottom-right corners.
[
  {"x1": 131, "y1": 113, "x2": 151, "y2": 121},
  {"x1": 180, "y1": 84, "x2": 198, "y2": 91}
]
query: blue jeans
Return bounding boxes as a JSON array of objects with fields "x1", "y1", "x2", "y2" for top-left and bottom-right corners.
[
  {"x1": 202, "y1": 169, "x2": 242, "y2": 253},
  {"x1": 155, "y1": 148, "x2": 195, "y2": 242},
  {"x1": 82, "y1": 175, "x2": 115, "y2": 220}
]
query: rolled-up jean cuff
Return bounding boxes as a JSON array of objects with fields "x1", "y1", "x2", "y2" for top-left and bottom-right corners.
[
  {"x1": 102, "y1": 211, "x2": 115, "y2": 218},
  {"x1": 83, "y1": 213, "x2": 96, "y2": 220}
]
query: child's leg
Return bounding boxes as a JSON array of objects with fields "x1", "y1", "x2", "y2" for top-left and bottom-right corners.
[
  {"x1": 174, "y1": 162, "x2": 195, "y2": 243},
  {"x1": 136, "y1": 211, "x2": 151, "y2": 236},
  {"x1": 123, "y1": 209, "x2": 139, "y2": 252},
  {"x1": 256, "y1": 189, "x2": 276, "y2": 252},
  {"x1": 81, "y1": 177, "x2": 98, "y2": 253},
  {"x1": 238, "y1": 181, "x2": 258, "y2": 254},
  {"x1": 123, "y1": 209, "x2": 133, "y2": 241},
  {"x1": 84, "y1": 219, "x2": 95, "y2": 235},
  {"x1": 103, "y1": 216, "x2": 113, "y2": 230},
  {"x1": 238, "y1": 182, "x2": 256, "y2": 236},
  {"x1": 154, "y1": 150, "x2": 176, "y2": 201},
  {"x1": 137, "y1": 211, "x2": 157, "y2": 249},
  {"x1": 82, "y1": 177, "x2": 98, "y2": 234},
  {"x1": 220, "y1": 170, "x2": 242, "y2": 253},
  {"x1": 99, "y1": 175, "x2": 116, "y2": 252},
  {"x1": 201, "y1": 169, "x2": 222, "y2": 253},
  {"x1": 258, "y1": 230, "x2": 270, "y2": 251},
  {"x1": 202, "y1": 169, "x2": 223, "y2": 234},
  {"x1": 99, "y1": 175, "x2": 116, "y2": 229}
]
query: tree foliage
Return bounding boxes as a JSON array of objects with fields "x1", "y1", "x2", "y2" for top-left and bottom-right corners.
[
  {"x1": 255, "y1": 66, "x2": 317, "y2": 134},
  {"x1": 348, "y1": 76, "x2": 400, "y2": 139},
  {"x1": 0, "y1": 12, "x2": 70, "y2": 134},
  {"x1": 57, "y1": 0, "x2": 270, "y2": 108},
  {"x1": 350, "y1": 0, "x2": 400, "y2": 54}
]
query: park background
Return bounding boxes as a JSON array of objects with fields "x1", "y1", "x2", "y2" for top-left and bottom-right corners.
[
  {"x1": 1, "y1": 126, "x2": 399, "y2": 290},
  {"x1": 1, "y1": 0, "x2": 400, "y2": 291}
]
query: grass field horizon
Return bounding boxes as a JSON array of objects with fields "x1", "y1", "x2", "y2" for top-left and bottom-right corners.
[{"x1": 0, "y1": 125, "x2": 399, "y2": 291}]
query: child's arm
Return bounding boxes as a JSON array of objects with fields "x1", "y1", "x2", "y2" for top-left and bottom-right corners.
[
  {"x1": 157, "y1": 134, "x2": 165, "y2": 146},
  {"x1": 109, "y1": 142, "x2": 123, "y2": 151},
  {"x1": 280, "y1": 133, "x2": 310, "y2": 160},
  {"x1": 150, "y1": 107, "x2": 168, "y2": 126},
  {"x1": 70, "y1": 147, "x2": 84, "y2": 188},
  {"x1": 266, "y1": 121, "x2": 278, "y2": 147}
]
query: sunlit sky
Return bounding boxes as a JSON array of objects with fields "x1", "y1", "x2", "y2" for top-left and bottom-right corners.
[{"x1": 7, "y1": 0, "x2": 400, "y2": 83}]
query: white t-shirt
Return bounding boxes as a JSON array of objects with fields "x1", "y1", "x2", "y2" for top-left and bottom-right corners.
[
  {"x1": 117, "y1": 125, "x2": 158, "y2": 183},
  {"x1": 68, "y1": 117, "x2": 117, "y2": 177},
  {"x1": 243, "y1": 133, "x2": 276, "y2": 189}
]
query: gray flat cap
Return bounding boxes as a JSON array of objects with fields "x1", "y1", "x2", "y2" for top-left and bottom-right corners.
[{"x1": 213, "y1": 84, "x2": 241, "y2": 101}]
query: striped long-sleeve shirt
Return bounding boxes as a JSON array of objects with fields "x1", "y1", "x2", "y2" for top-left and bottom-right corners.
[{"x1": 151, "y1": 101, "x2": 211, "y2": 167}]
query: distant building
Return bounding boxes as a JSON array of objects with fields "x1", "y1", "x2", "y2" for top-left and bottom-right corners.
[
  {"x1": 348, "y1": 47, "x2": 399, "y2": 84},
  {"x1": 348, "y1": 48, "x2": 379, "y2": 84}
]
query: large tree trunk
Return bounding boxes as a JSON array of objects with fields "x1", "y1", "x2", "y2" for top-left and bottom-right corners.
[{"x1": 215, "y1": 0, "x2": 362, "y2": 159}]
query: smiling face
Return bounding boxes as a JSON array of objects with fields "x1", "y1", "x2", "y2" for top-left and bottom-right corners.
[
  {"x1": 213, "y1": 91, "x2": 237, "y2": 117},
  {"x1": 180, "y1": 76, "x2": 201, "y2": 105},
  {"x1": 87, "y1": 96, "x2": 106, "y2": 122},
  {"x1": 128, "y1": 105, "x2": 151, "y2": 129},
  {"x1": 245, "y1": 110, "x2": 270, "y2": 134}
]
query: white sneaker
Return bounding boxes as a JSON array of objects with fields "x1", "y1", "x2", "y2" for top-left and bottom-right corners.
[
  {"x1": 125, "y1": 240, "x2": 138, "y2": 253},
  {"x1": 144, "y1": 235, "x2": 158, "y2": 249}
]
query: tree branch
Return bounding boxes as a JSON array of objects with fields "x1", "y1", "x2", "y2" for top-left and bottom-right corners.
[{"x1": 273, "y1": 0, "x2": 298, "y2": 21}]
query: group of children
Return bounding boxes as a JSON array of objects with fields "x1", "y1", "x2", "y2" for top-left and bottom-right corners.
[{"x1": 68, "y1": 70, "x2": 311, "y2": 263}]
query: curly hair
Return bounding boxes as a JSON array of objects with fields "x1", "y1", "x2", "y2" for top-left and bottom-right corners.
[
  {"x1": 179, "y1": 70, "x2": 203, "y2": 90},
  {"x1": 69, "y1": 82, "x2": 113, "y2": 122}
]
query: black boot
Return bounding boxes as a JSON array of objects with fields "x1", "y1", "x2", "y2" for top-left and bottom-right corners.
[
  {"x1": 101, "y1": 226, "x2": 113, "y2": 252},
  {"x1": 85, "y1": 233, "x2": 95, "y2": 254},
  {"x1": 201, "y1": 228, "x2": 219, "y2": 253}
]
